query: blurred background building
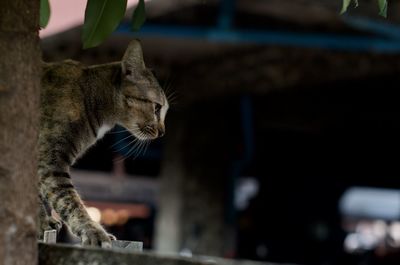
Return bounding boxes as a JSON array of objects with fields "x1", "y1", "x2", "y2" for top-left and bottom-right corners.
[{"x1": 41, "y1": 1, "x2": 400, "y2": 264}]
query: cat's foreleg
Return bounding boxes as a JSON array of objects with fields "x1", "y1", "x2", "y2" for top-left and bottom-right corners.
[
  {"x1": 38, "y1": 196, "x2": 62, "y2": 239},
  {"x1": 39, "y1": 170, "x2": 114, "y2": 247}
]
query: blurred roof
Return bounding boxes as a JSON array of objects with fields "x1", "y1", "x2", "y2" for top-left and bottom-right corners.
[
  {"x1": 40, "y1": 0, "x2": 400, "y2": 112},
  {"x1": 144, "y1": 0, "x2": 400, "y2": 30},
  {"x1": 40, "y1": 0, "x2": 400, "y2": 56},
  {"x1": 41, "y1": 0, "x2": 400, "y2": 38}
]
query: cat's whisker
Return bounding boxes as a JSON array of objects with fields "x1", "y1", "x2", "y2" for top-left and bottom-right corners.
[
  {"x1": 112, "y1": 137, "x2": 139, "y2": 153},
  {"x1": 142, "y1": 140, "x2": 150, "y2": 157},
  {"x1": 167, "y1": 99, "x2": 178, "y2": 108},
  {"x1": 164, "y1": 85, "x2": 174, "y2": 98},
  {"x1": 166, "y1": 90, "x2": 179, "y2": 106},
  {"x1": 166, "y1": 91, "x2": 177, "y2": 102},
  {"x1": 120, "y1": 147, "x2": 136, "y2": 161},
  {"x1": 167, "y1": 89, "x2": 176, "y2": 98},
  {"x1": 113, "y1": 139, "x2": 140, "y2": 163},
  {"x1": 138, "y1": 140, "x2": 148, "y2": 158},
  {"x1": 111, "y1": 134, "x2": 134, "y2": 148},
  {"x1": 133, "y1": 133, "x2": 149, "y2": 158},
  {"x1": 126, "y1": 138, "x2": 145, "y2": 159},
  {"x1": 138, "y1": 138, "x2": 147, "y2": 154},
  {"x1": 167, "y1": 95, "x2": 178, "y2": 105},
  {"x1": 108, "y1": 128, "x2": 129, "y2": 134},
  {"x1": 164, "y1": 82, "x2": 177, "y2": 105},
  {"x1": 131, "y1": 143, "x2": 144, "y2": 159},
  {"x1": 130, "y1": 143, "x2": 142, "y2": 159},
  {"x1": 112, "y1": 150, "x2": 128, "y2": 163},
  {"x1": 163, "y1": 75, "x2": 175, "y2": 95}
]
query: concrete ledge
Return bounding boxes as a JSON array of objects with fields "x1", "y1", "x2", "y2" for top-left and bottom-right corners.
[
  {"x1": 39, "y1": 243, "x2": 299, "y2": 265},
  {"x1": 205, "y1": 256, "x2": 299, "y2": 265},
  {"x1": 39, "y1": 243, "x2": 214, "y2": 265}
]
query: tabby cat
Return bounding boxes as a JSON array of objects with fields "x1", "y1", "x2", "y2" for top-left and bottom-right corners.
[{"x1": 39, "y1": 40, "x2": 168, "y2": 247}]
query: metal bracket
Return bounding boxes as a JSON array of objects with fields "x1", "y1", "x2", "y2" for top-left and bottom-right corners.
[
  {"x1": 111, "y1": 240, "x2": 143, "y2": 251},
  {"x1": 43, "y1": 229, "x2": 143, "y2": 251},
  {"x1": 43, "y1": 229, "x2": 57, "y2": 244}
]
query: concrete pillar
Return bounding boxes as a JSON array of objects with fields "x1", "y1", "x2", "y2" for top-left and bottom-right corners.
[
  {"x1": 155, "y1": 104, "x2": 234, "y2": 257},
  {"x1": 155, "y1": 115, "x2": 184, "y2": 254}
]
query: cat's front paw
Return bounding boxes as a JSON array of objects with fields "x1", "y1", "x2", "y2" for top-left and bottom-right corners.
[
  {"x1": 108, "y1": 233, "x2": 117, "y2": 241},
  {"x1": 79, "y1": 222, "x2": 115, "y2": 248},
  {"x1": 38, "y1": 216, "x2": 63, "y2": 239}
]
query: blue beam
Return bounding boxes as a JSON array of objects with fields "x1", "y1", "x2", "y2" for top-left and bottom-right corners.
[
  {"x1": 343, "y1": 16, "x2": 400, "y2": 41},
  {"x1": 116, "y1": 23, "x2": 400, "y2": 53}
]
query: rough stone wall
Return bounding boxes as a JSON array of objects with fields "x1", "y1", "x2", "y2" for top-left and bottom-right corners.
[{"x1": 0, "y1": 1, "x2": 40, "y2": 265}]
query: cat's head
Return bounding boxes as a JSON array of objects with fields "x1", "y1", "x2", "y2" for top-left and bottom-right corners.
[{"x1": 117, "y1": 40, "x2": 168, "y2": 140}]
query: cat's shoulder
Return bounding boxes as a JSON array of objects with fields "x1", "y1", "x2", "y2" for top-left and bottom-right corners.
[{"x1": 42, "y1": 60, "x2": 86, "y2": 82}]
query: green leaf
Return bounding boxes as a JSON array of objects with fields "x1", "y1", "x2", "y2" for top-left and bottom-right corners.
[
  {"x1": 131, "y1": 0, "x2": 146, "y2": 31},
  {"x1": 340, "y1": 0, "x2": 359, "y2": 14},
  {"x1": 40, "y1": 0, "x2": 50, "y2": 28},
  {"x1": 378, "y1": 0, "x2": 388, "y2": 17},
  {"x1": 340, "y1": 0, "x2": 352, "y2": 14},
  {"x1": 82, "y1": 0, "x2": 127, "y2": 49}
]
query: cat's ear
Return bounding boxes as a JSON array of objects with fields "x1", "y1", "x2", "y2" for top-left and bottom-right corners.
[{"x1": 121, "y1": 39, "x2": 146, "y2": 76}]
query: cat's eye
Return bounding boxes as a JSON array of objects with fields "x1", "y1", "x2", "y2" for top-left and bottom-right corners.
[{"x1": 155, "y1": 103, "x2": 161, "y2": 116}]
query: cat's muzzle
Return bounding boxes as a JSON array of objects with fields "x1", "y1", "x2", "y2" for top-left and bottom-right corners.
[{"x1": 141, "y1": 124, "x2": 164, "y2": 138}]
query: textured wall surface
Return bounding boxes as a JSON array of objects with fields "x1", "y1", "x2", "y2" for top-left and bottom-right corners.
[{"x1": 0, "y1": 1, "x2": 40, "y2": 265}]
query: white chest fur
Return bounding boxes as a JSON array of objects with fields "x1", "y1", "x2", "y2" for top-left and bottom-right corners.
[{"x1": 97, "y1": 124, "x2": 112, "y2": 140}]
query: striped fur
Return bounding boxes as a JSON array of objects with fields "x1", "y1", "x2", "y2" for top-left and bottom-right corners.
[{"x1": 38, "y1": 40, "x2": 168, "y2": 247}]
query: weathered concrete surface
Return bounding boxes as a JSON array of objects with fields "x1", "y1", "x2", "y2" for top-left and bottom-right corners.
[
  {"x1": 204, "y1": 256, "x2": 299, "y2": 265},
  {"x1": 39, "y1": 243, "x2": 215, "y2": 265},
  {"x1": 38, "y1": 243, "x2": 298, "y2": 265}
]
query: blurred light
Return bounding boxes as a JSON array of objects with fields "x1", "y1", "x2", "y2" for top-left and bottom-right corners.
[
  {"x1": 102, "y1": 208, "x2": 119, "y2": 226},
  {"x1": 340, "y1": 187, "x2": 400, "y2": 220},
  {"x1": 86, "y1": 207, "x2": 101, "y2": 223},
  {"x1": 371, "y1": 220, "x2": 387, "y2": 238},
  {"x1": 115, "y1": 209, "x2": 130, "y2": 226},
  {"x1": 344, "y1": 233, "x2": 360, "y2": 253},
  {"x1": 179, "y1": 248, "x2": 193, "y2": 257},
  {"x1": 235, "y1": 177, "x2": 259, "y2": 210},
  {"x1": 389, "y1": 222, "x2": 400, "y2": 243},
  {"x1": 344, "y1": 220, "x2": 389, "y2": 253}
]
